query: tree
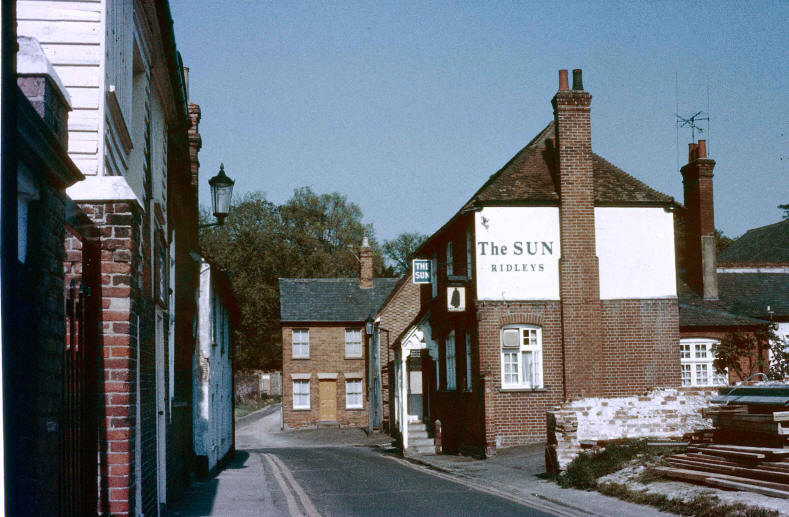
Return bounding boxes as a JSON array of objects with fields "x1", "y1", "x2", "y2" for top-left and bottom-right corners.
[
  {"x1": 713, "y1": 324, "x2": 781, "y2": 382},
  {"x1": 200, "y1": 188, "x2": 393, "y2": 371},
  {"x1": 779, "y1": 203, "x2": 789, "y2": 220},
  {"x1": 382, "y1": 232, "x2": 428, "y2": 275},
  {"x1": 715, "y1": 229, "x2": 733, "y2": 255}
]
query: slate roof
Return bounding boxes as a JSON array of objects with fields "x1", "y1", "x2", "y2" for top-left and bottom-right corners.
[
  {"x1": 279, "y1": 278, "x2": 399, "y2": 322},
  {"x1": 678, "y1": 280, "x2": 766, "y2": 328},
  {"x1": 718, "y1": 273, "x2": 789, "y2": 319},
  {"x1": 463, "y1": 121, "x2": 674, "y2": 209},
  {"x1": 718, "y1": 219, "x2": 789, "y2": 264}
]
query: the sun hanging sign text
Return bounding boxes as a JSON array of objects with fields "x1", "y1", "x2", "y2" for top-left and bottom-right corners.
[{"x1": 474, "y1": 207, "x2": 561, "y2": 300}]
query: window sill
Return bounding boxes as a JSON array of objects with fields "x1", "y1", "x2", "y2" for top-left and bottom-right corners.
[
  {"x1": 292, "y1": 357, "x2": 310, "y2": 360},
  {"x1": 345, "y1": 407, "x2": 364, "y2": 411},
  {"x1": 292, "y1": 407, "x2": 311, "y2": 411},
  {"x1": 345, "y1": 355, "x2": 362, "y2": 360},
  {"x1": 499, "y1": 387, "x2": 548, "y2": 393}
]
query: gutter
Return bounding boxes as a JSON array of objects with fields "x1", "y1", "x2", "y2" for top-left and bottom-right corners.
[{"x1": 155, "y1": 0, "x2": 189, "y2": 128}]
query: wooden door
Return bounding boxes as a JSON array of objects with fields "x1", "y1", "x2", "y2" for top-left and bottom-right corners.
[{"x1": 319, "y1": 380, "x2": 337, "y2": 421}]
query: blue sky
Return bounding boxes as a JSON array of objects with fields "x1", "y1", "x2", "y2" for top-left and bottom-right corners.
[{"x1": 170, "y1": 1, "x2": 788, "y2": 242}]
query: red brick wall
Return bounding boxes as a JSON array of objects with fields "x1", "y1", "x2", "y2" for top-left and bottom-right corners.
[
  {"x1": 79, "y1": 200, "x2": 153, "y2": 517},
  {"x1": 681, "y1": 156, "x2": 716, "y2": 295},
  {"x1": 282, "y1": 324, "x2": 369, "y2": 428},
  {"x1": 600, "y1": 299, "x2": 681, "y2": 394}
]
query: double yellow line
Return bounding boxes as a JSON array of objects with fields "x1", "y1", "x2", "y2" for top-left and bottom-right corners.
[{"x1": 262, "y1": 453, "x2": 321, "y2": 517}]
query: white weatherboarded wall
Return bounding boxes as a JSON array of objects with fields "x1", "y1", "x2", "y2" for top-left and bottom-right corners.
[
  {"x1": 17, "y1": 0, "x2": 102, "y2": 175},
  {"x1": 595, "y1": 207, "x2": 677, "y2": 299},
  {"x1": 474, "y1": 207, "x2": 561, "y2": 301},
  {"x1": 193, "y1": 262, "x2": 234, "y2": 473}
]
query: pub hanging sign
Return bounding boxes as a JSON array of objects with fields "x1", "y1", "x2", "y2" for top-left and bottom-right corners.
[
  {"x1": 447, "y1": 286, "x2": 466, "y2": 312},
  {"x1": 412, "y1": 259, "x2": 432, "y2": 284}
]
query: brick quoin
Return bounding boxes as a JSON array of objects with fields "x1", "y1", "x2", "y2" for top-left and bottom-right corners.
[{"x1": 79, "y1": 200, "x2": 145, "y2": 517}]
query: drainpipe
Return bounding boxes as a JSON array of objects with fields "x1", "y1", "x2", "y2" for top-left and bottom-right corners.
[{"x1": 402, "y1": 351, "x2": 409, "y2": 451}]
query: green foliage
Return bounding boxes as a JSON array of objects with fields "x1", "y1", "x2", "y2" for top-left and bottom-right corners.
[
  {"x1": 597, "y1": 483, "x2": 778, "y2": 517},
  {"x1": 779, "y1": 203, "x2": 789, "y2": 220},
  {"x1": 382, "y1": 232, "x2": 428, "y2": 275},
  {"x1": 557, "y1": 440, "x2": 651, "y2": 489},
  {"x1": 714, "y1": 229, "x2": 733, "y2": 255},
  {"x1": 713, "y1": 324, "x2": 780, "y2": 382},
  {"x1": 200, "y1": 188, "x2": 395, "y2": 371}
]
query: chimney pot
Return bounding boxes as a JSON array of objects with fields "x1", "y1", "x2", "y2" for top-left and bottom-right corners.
[
  {"x1": 558, "y1": 69, "x2": 569, "y2": 91},
  {"x1": 688, "y1": 142, "x2": 697, "y2": 162},
  {"x1": 572, "y1": 69, "x2": 584, "y2": 90},
  {"x1": 697, "y1": 140, "x2": 707, "y2": 159}
]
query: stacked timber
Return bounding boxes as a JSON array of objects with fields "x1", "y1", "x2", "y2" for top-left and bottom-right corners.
[
  {"x1": 656, "y1": 444, "x2": 789, "y2": 499},
  {"x1": 683, "y1": 407, "x2": 789, "y2": 448}
]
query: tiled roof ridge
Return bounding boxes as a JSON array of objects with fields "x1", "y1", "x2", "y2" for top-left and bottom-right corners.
[{"x1": 740, "y1": 217, "x2": 789, "y2": 235}]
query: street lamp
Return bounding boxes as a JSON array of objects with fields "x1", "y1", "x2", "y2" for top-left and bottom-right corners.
[
  {"x1": 365, "y1": 315, "x2": 375, "y2": 336},
  {"x1": 201, "y1": 163, "x2": 235, "y2": 228}
]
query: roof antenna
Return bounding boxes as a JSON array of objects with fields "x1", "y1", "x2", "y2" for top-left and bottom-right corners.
[{"x1": 676, "y1": 110, "x2": 709, "y2": 144}]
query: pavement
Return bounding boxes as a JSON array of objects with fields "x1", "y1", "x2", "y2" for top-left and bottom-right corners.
[{"x1": 166, "y1": 404, "x2": 677, "y2": 516}]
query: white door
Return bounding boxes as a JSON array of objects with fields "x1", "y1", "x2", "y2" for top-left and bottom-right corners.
[{"x1": 155, "y1": 309, "x2": 167, "y2": 509}]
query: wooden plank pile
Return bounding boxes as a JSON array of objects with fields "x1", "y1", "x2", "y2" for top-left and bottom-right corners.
[
  {"x1": 656, "y1": 444, "x2": 789, "y2": 499},
  {"x1": 659, "y1": 407, "x2": 789, "y2": 498}
]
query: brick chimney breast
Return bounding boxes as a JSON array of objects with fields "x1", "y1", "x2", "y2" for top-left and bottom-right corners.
[
  {"x1": 551, "y1": 68, "x2": 603, "y2": 399},
  {"x1": 360, "y1": 235, "x2": 373, "y2": 289},
  {"x1": 681, "y1": 139, "x2": 718, "y2": 299}
]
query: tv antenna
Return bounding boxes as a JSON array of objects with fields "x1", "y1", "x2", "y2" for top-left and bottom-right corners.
[{"x1": 676, "y1": 110, "x2": 709, "y2": 143}]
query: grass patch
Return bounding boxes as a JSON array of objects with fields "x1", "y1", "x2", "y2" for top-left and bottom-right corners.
[
  {"x1": 598, "y1": 482, "x2": 778, "y2": 517},
  {"x1": 556, "y1": 439, "x2": 680, "y2": 489},
  {"x1": 234, "y1": 394, "x2": 280, "y2": 420}
]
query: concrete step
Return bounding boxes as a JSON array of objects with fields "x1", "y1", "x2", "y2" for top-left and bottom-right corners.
[
  {"x1": 408, "y1": 429, "x2": 429, "y2": 439},
  {"x1": 409, "y1": 437, "x2": 434, "y2": 447},
  {"x1": 407, "y1": 445, "x2": 436, "y2": 455}
]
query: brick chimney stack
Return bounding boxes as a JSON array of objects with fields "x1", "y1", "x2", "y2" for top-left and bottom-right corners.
[
  {"x1": 681, "y1": 139, "x2": 718, "y2": 299},
  {"x1": 360, "y1": 235, "x2": 373, "y2": 289},
  {"x1": 552, "y1": 68, "x2": 603, "y2": 399},
  {"x1": 187, "y1": 102, "x2": 202, "y2": 189}
]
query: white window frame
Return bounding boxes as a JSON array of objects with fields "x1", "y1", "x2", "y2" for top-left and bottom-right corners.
[
  {"x1": 445, "y1": 331, "x2": 456, "y2": 390},
  {"x1": 345, "y1": 328, "x2": 362, "y2": 358},
  {"x1": 500, "y1": 325, "x2": 543, "y2": 389},
  {"x1": 465, "y1": 332, "x2": 472, "y2": 391},
  {"x1": 446, "y1": 241, "x2": 454, "y2": 276},
  {"x1": 293, "y1": 380, "x2": 310, "y2": 409},
  {"x1": 345, "y1": 379, "x2": 363, "y2": 409},
  {"x1": 292, "y1": 329, "x2": 309, "y2": 359},
  {"x1": 680, "y1": 338, "x2": 727, "y2": 387}
]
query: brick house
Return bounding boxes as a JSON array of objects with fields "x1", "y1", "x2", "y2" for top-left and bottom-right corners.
[
  {"x1": 4, "y1": 36, "x2": 97, "y2": 515},
  {"x1": 676, "y1": 141, "x2": 789, "y2": 385},
  {"x1": 279, "y1": 238, "x2": 398, "y2": 429},
  {"x1": 17, "y1": 1, "x2": 201, "y2": 514},
  {"x1": 397, "y1": 69, "x2": 682, "y2": 455}
]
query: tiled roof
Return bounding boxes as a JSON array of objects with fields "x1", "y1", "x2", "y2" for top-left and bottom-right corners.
[
  {"x1": 678, "y1": 280, "x2": 766, "y2": 328},
  {"x1": 279, "y1": 278, "x2": 398, "y2": 322},
  {"x1": 718, "y1": 273, "x2": 789, "y2": 319},
  {"x1": 718, "y1": 219, "x2": 789, "y2": 264},
  {"x1": 464, "y1": 121, "x2": 674, "y2": 208}
]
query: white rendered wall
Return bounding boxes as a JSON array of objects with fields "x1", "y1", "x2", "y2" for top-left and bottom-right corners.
[
  {"x1": 473, "y1": 206, "x2": 676, "y2": 301},
  {"x1": 595, "y1": 207, "x2": 677, "y2": 299},
  {"x1": 474, "y1": 207, "x2": 561, "y2": 301},
  {"x1": 193, "y1": 263, "x2": 233, "y2": 472}
]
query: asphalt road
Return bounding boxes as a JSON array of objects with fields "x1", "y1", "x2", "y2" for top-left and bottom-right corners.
[{"x1": 167, "y1": 406, "x2": 558, "y2": 516}]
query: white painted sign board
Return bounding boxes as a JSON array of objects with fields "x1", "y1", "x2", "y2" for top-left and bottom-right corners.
[{"x1": 474, "y1": 207, "x2": 561, "y2": 301}]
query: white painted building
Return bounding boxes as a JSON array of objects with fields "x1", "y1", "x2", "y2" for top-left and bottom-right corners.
[{"x1": 193, "y1": 259, "x2": 238, "y2": 475}]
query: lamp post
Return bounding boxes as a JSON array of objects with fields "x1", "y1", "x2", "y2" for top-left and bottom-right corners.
[{"x1": 200, "y1": 163, "x2": 235, "y2": 228}]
